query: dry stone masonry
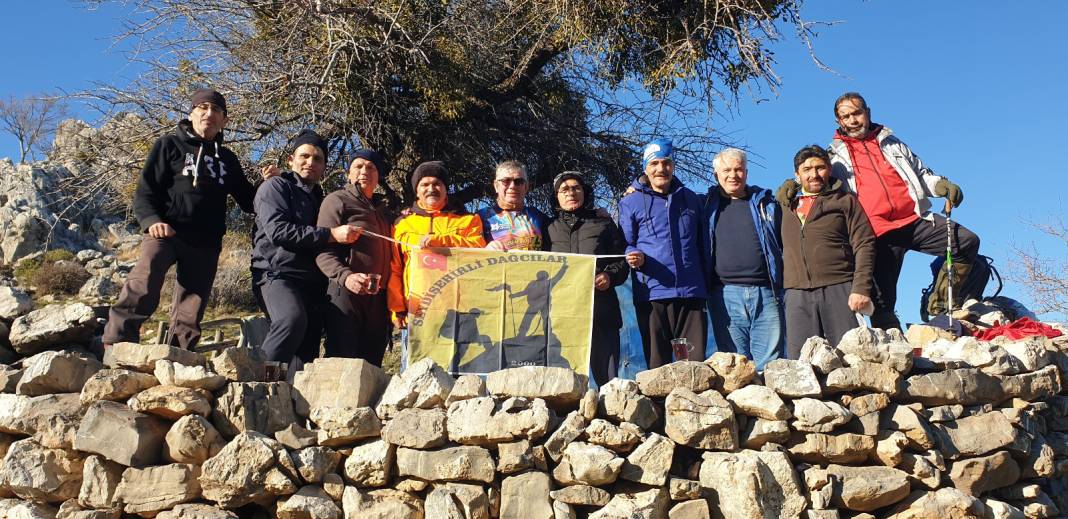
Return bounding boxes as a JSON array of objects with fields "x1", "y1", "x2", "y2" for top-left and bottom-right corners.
[{"x1": 0, "y1": 319, "x2": 1067, "y2": 518}]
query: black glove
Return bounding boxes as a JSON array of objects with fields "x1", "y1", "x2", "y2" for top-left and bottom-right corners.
[
  {"x1": 934, "y1": 178, "x2": 964, "y2": 207},
  {"x1": 775, "y1": 179, "x2": 799, "y2": 207}
]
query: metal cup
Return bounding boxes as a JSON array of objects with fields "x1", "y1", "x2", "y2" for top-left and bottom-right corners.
[{"x1": 671, "y1": 338, "x2": 692, "y2": 362}]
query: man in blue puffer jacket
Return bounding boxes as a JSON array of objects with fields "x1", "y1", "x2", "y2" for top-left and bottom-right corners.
[{"x1": 619, "y1": 138, "x2": 711, "y2": 368}]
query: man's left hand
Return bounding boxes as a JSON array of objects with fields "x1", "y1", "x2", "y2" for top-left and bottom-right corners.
[
  {"x1": 848, "y1": 292, "x2": 872, "y2": 313},
  {"x1": 934, "y1": 179, "x2": 964, "y2": 208},
  {"x1": 594, "y1": 272, "x2": 611, "y2": 291}
]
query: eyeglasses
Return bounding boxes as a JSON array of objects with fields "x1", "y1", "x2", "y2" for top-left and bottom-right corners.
[
  {"x1": 557, "y1": 185, "x2": 583, "y2": 194},
  {"x1": 496, "y1": 177, "x2": 527, "y2": 186}
]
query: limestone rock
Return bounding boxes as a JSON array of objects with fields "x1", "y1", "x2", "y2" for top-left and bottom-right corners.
[
  {"x1": 1001, "y1": 337, "x2": 1051, "y2": 372},
  {"x1": 447, "y1": 396, "x2": 551, "y2": 446},
  {"x1": 276, "y1": 485, "x2": 341, "y2": 519},
  {"x1": 589, "y1": 486, "x2": 669, "y2": 519},
  {"x1": 104, "y1": 342, "x2": 203, "y2": 373},
  {"x1": 342, "y1": 438, "x2": 395, "y2": 487},
  {"x1": 873, "y1": 431, "x2": 910, "y2": 466},
  {"x1": 763, "y1": 359, "x2": 822, "y2": 398},
  {"x1": 112, "y1": 463, "x2": 201, "y2": 515},
  {"x1": 1, "y1": 438, "x2": 84, "y2": 503},
  {"x1": 932, "y1": 411, "x2": 1016, "y2": 459},
  {"x1": 881, "y1": 405, "x2": 936, "y2": 450},
  {"x1": 906, "y1": 324, "x2": 955, "y2": 347},
  {"x1": 486, "y1": 366, "x2": 587, "y2": 407},
  {"x1": 791, "y1": 398, "x2": 852, "y2": 433},
  {"x1": 0, "y1": 365, "x2": 22, "y2": 393},
  {"x1": 1000, "y1": 364, "x2": 1061, "y2": 401},
  {"x1": 669, "y1": 500, "x2": 710, "y2": 519},
  {"x1": 1021, "y1": 432, "x2": 1055, "y2": 479},
  {"x1": 374, "y1": 358, "x2": 454, "y2": 418},
  {"x1": 74, "y1": 400, "x2": 168, "y2": 467},
  {"x1": 0, "y1": 500, "x2": 59, "y2": 519},
  {"x1": 583, "y1": 418, "x2": 643, "y2": 453},
  {"x1": 846, "y1": 393, "x2": 890, "y2": 417},
  {"x1": 949, "y1": 451, "x2": 1020, "y2": 496},
  {"x1": 597, "y1": 379, "x2": 658, "y2": 430},
  {"x1": 903, "y1": 368, "x2": 1004, "y2": 406},
  {"x1": 553, "y1": 441, "x2": 623, "y2": 486},
  {"x1": 799, "y1": 336, "x2": 845, "y2": 375},
  {"x1": 551, "y1": 485, "x2": 611, "y2": 506},
  {"x1": 726, "y1": 384, "x2": 791, "y2": 420},
  {"x1": 543, "y1": 411, "x2": 587, "y2": 461},
  {"x1": 579, "y1": 388, "x2": 598, "y2": 421},
  {"x1": 77, "y1": 455, "x2": 123, "y2": 510},
  {"x1": 664, "y1": 388, "x2": 738, "y2": 450},
  {"x1": 824, "y1": 362, "x2": 901, "y2": 395},
  {"x1": 884, "y1": 488, "x2": 985, "y2": 519},
  {"x1": 635, "y1": 361, "x2": 718, "y2": 397},
  {"x1": 395, "y1": 446, "x2": 495, "y2": 483},
  {"x1": 899, "y1": 451, "x2": 944, "y2": 490},
  {"x1": 446, "y1": 374, "x2": 487, "y2": 405},
  {"x1": 79, "y1": 369, "x2": 158, "y2": 406},
  {"x1": 706, "y1": 352, "x2": 757, "y2": 392},
  {"x1": 288, "y1": 447, "x2": 339, "y2": 485},
  {"x1": 381, "y1": 407, "x2": 448, "y2": 449},
  {"x1": 426, "y1": 484, "x2": 491, "y2": 519},
  {"x1": 16, "y1": 350, "x2": 102, "y2": 396},
  {"x1": 699, "y1": 449, "x2": 806, "y2": 519},
  {"x1": 836, "y1": 327, "x2": 913, "y2": 373},
  {"x1": 9, "y1": 303, "x2": 97, "y2": 355},
  {"x1": 500, "y1": 471, "x2": 553, "y2": 519},
  {"x1": 496, "y1": 440, "x2": 534, "y2": 474},
  {"x1": 309, "y1": 406, "x2": 381, "y2": 447},
  {"x1": 164, "y1": 415, "x2": 225, "y2": 465},
  {"x1": 157, "y1": 503, "x2": 239, "y2": 518},
  {"x1": 127, "y1": 385, "x2": 213, "y2": 420},
  {"x1": 210, "y1": 346, "x2": 265, "y2": 382},
  {"x1": 788, "y1": 433, "x2": 875, "y2": 464},
  {"x1": 2, "y1": 393, "x2": 83, "y2": 449},
  {"x1": 199, "y1": 431, "x2": 291, "y2": 508},
  {"x1": 0, "y1": 286, "x2": 33, "y2": 320},
  {"x1": 669, "y1": 477, "x2": 702, "y2": 500},
  {"x1": 982, "y1": 499, "x2": 1026, "y2": 519},
  {"x1": 154, "y1": 360, "x2": 226, "y2": 391},
  {"x1": 341, "y1": 487, "x2": 423, "y2": 518},
  {"x1": 620, "y1": 433, "x2": 674, "y2": 486},
  {"x1": 291, "y1": 357, "x2": 388, "y2": 416},
  {"x1": 57, "y1": 499, "x2": 121, "y2": 518},
  {"x1": 274, "y1": 423, "x2": 317, "y2": 450},
  {"x1": 740, "y1": 418, "x2": 790, "y2": 449},
  {"x1": 827, "y1": 464, "x2": 910, "y2": 512},
  {"x1": 211, "y1": 382, "x2": 298, "y2": 438}
]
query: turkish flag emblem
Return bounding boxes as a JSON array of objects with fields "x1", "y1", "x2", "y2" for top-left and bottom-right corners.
[{"x1": 420, "y1": 252, "x2": 447, "y2": 271}]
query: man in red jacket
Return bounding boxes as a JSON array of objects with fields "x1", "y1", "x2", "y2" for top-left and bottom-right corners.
[{"x1": 778, "y1": 92, "x2": 980, "y2": 331}]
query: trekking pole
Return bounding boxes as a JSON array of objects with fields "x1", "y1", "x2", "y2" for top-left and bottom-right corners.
[{"x1": 944, "y1": 200, "x2": 954, "y2": 326}]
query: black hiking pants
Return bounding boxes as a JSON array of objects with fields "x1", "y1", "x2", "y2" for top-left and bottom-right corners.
[{"x1": 635, "y1": 297, "x2": 707, "y2": 369}]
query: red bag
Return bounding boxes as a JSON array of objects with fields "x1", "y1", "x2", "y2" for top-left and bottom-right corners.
[{"x1": 973, "y1": 317, "x2": 1063, "y2": 342}]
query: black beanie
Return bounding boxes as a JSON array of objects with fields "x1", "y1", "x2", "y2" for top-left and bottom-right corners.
[
  {"x1": 411, "y1": 161, "x2": 449, "y2": 189},
  {"x1": 553, "y1": 170, "x2": 584, "y2": 193},
  {"x1": 289, "y1": 129, "x2": 328, "y2": 159},
  {"x1": 350, "y1": 149, "x2": 389, "y2": 177},
  {"x1": 190, "y1": 89, "x2": 227, "y2": 114},
  {"x1": 551, "y1": 170, "x2": 592, "y2": 209}
]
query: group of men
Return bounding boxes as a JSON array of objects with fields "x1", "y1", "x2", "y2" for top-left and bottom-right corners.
[
  {"x1": 621, "y1": 92, "x2": 979, "y2": 369},
  {"x1": 101, "y1": 87, "x2": 981, "y2": 380}
]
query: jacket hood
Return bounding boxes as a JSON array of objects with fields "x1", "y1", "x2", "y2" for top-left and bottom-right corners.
[
  {"x1": 811, "y1": 177, "x2": 844, "y2": 196},
  {"x1": 177, "y1": 119, "x2": 225, "y2": 145}
]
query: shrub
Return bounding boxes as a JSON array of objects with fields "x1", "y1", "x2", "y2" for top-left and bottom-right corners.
[
  {"x1": 32, "y1": 260, "x2": 90, "y2": 296},
  {"x1": 14, "y1": 249, "x2": 77, "y2": 286}
]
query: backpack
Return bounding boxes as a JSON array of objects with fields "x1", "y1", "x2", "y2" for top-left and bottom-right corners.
[{"x1": 920, "y1": 254, "x2": 1002, "y2": 322}]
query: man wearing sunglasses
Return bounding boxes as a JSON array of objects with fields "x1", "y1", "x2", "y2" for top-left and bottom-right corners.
[{"x1": 477, "y1": 160, "x2": 549, "y2": 251}]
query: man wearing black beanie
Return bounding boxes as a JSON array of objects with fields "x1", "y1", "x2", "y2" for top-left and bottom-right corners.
[
  {"x1": 252, "y1": 130, "x2": 363, "y2": 378},
  {"x1": 104, "y1": 88, "x2": 270, "y2": 350}
]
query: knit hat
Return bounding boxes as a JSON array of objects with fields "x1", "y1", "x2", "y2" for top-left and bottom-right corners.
[
  {"x1": 190, "y1": 89, "x2": 227, "y2": 115},
  {"x1": 349, "y1": 149, "x2": 389, "y2": 177},
  {"x1": 288, "y1": 129, "x2": 328, "y2": 159},
  {"x1": 411, "y1": 161, "x2": 449, "y2": 190},
  {"x1": 641, "y1": 138, "x2": 673, "y2": 169},
  {"x1": 551, "y1": 170, "x2": 592, "y2": 209}
]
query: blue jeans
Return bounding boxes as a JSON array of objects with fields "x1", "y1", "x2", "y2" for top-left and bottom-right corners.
[{"x1": 707, "y1": 284, "x2": 784, "y2": 370}]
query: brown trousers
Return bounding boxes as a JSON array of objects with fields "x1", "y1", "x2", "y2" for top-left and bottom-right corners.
[{"x1": 103, "y1": 236, "x2": 221, "y2": 349}]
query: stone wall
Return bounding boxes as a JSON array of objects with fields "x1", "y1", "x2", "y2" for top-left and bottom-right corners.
[{"x1": 0, "y1": 317, "x2": 1067, "y2": 518}]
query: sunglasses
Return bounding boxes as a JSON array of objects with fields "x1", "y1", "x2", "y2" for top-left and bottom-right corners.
[{"x1": 496, "y1": 177, "x2": 527, "y2": 186}]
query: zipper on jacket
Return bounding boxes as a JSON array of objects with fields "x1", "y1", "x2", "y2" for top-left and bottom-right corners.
[{"x1": 860, "y1": 141, "x2": 900, "y2": 217}]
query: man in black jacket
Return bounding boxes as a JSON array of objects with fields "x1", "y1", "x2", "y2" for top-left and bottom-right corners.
[
  {"x1": 252, "y1": 130, "x2": 361, "y2": 375},
  {"x1": 104, "y1": 89, "x2": 264, "y2": 349},
  {"x1": 545, "y1": 171, "x2": 628, "y2": 385}
]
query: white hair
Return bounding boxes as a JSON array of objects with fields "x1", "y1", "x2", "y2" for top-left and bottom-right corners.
[
  {"x1": 495, "y1": 160, "x2": 527, "y2": 178},
  {"x1": 713, "y1": 148, "x2": 747, "y2": 171}
]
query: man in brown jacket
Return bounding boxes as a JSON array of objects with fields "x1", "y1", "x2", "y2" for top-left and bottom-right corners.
[{"x1": 780, "y1": 145, "x2": 875, "y2": 358}]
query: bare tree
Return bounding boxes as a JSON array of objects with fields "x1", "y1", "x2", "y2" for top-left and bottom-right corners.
[
  {"x1": 1009, "y1": 218, "x2": 1068, "y2": 320},
  {"x1": 0, "y1": 95, "x2": 69, "y2": 163},
  {"x1": 76, "y1": 0, "x2": 821, "y2": 215}
]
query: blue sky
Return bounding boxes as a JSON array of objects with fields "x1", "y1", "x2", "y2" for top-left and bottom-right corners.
[{"x1": 2, "y1": 1, "x2": 1066, "y2": 324}]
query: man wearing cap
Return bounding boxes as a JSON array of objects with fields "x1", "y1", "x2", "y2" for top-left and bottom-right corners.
[
  {"x1": 704, "y1": 148, "x2": 784, "y2": 370},
  {"x1": 253, "y1": 130, "x2": 362, "y2": 374},
  {"x1": 316, "y1": 149, "x2": 396, "y2": 365},
  {"x1": 390, "y1": 161, "x2": 486, "y2": 330},
  {"x1": 478, "y1": 160, "x2": 549, "y2": 251},
  {"x1": 776, "y1": 92, "x2": 980, "y2": 330},
  {"x1": 104, "y1": 88, "x2": 267, "y2": 349},
  {"x1": 619, "y1": 138, "x2": 711, "y2": 368},
  {"x1": 545, "y1": 171, "x2": 628, "y2": 384}
]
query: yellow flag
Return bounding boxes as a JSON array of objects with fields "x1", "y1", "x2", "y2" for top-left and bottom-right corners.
[{"x1": 405, "y1": 247, "x2": 595, "y2": 375}]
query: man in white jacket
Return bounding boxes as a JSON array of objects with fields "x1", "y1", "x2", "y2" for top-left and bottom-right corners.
[{"x1": 778, "y1": 92, "x2": 980, "y2": 331}]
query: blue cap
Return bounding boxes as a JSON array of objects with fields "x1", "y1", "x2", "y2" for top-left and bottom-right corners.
[{"x1": 642, "y1": 138, "x2": 673, "y2": 169}]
